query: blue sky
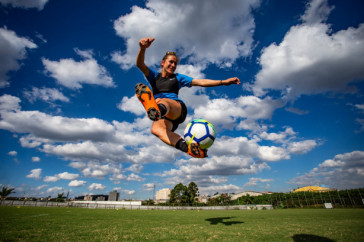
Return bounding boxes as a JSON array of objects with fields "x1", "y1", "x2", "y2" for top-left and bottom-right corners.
[{"x1": 0, "y1": 0, "x2": 363, "y2": 200}]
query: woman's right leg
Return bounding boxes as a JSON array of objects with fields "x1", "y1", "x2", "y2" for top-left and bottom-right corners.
[{"x1": 146, "y1": 98, "x2": 182, "y2": 147}]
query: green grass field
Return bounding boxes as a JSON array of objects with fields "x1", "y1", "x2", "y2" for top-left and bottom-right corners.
[{"x1": 1, "y1": 207, "x2": 363, "y2": 241}]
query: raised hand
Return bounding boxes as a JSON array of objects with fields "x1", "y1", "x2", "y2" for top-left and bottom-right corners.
[{"x1": 139, "y1": 37, "x2": 155, "y2": 49}]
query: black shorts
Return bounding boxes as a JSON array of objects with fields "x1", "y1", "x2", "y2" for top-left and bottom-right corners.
[{"x1": 162, "y1": 100, "x2": 187, "y2": 132}]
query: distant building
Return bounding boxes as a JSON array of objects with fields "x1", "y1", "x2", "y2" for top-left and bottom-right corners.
[
  {"x1": 96, "y1": 196, "x2": 105, "y2": 201},
  {"x1": 293, "y1": 186, "x2": 331, "y2": 193},
  {"x1": 231, "y1": 191, "x2": 263, "y2": 200},
  {"x1": 198, "y1": 194, "x2": 210, "y2": 203},
  {"x1": 155, "y1": 188, "x2": 170, "y2": 203},
  {"x1": 84, "y1": 195, "x2": 93, "y2": 201},
  {"x1": 109, "y1": 191, "x2": 120, "y2": 201}
]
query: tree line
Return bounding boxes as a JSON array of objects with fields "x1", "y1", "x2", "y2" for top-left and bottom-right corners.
[{"x1": 144, "y1": 183, "x2": 364, "y2": 208}]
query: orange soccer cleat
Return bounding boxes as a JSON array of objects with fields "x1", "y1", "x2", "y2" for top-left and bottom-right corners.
[
  {"x1": 135, "y1": 83, "x2": 161, "y2": 121},
  {"x1": 187, "y1": 142, "x2": 208, "y2": 158}
]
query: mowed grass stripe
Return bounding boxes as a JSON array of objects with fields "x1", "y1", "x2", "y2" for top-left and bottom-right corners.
[{"x1": 1, "y1": 207, "x2": 363, "y2": 241}]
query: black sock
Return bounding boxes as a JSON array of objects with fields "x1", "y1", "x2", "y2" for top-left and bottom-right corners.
[
  {"x1": 175, "y1": 138, "x2": 188, "y2": 153},
  {"x1": 157, "y1": 104, "x2": 167, "y2": 117}
]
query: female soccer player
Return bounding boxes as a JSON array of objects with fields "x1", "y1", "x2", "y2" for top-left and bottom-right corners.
[{"x1": 136, "y1": 37, "x2": 240, "y2": 158}]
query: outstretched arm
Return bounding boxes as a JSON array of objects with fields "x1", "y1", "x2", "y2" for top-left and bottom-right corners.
[
  {"x1": 136, "y1": 37, "x2": 155, "y2": 77},
  {"x1": 191, "y1": 77, "x2": 240, "y2": 87}
]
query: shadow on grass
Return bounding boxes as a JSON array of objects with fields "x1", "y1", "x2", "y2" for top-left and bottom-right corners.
[
  {"x1": 205, "y1": 217, "x2": 244, "y2": 226},
  {"x1": 292, "y1": 234, "x2": 335, "y2": 242}
]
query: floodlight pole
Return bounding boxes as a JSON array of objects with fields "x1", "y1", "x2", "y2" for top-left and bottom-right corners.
[
  {"x1": 358, "y1": 189, "x2": 364, "y2": 205},
  {"x1": 153, "y1": 184, "x2": 156, "y2": 200},
  {"x1": 346, "y1": 189, "x2": 354, "y2": 208}
]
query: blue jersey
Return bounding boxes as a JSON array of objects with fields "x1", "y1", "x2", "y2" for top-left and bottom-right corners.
[{"x1": 146, "y1": 67, "x2": 193, "y2": 102}]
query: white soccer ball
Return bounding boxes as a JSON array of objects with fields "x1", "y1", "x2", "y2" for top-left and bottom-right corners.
[{"x1": 184, "y1": 119, "x2": 216, "y2": 149}]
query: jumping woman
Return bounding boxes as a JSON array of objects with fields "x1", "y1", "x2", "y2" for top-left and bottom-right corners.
[{"x1": 135, "y1": 37, "x2": 240, "y2": 158}]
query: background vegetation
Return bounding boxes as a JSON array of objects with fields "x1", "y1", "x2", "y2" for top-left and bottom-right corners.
[
  {"x1": 154, "y1": 184, "x2": 364, "y2": 209},
  {"x1": 2, "y1": 184, "x2": 363, "y2": 209}
]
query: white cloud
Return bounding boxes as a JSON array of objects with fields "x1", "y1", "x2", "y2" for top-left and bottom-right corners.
[
  {"x1": 354, "y1": 104, "x2": 364, "y2": 113},
  {"x1": 82, "y1": 167, "x2": 109, "y2": 179},
  {"x1": 70, "y1": 162, "x2": 145, "y2": 185},
  {"x1": 88, "y1": 183, "x2": 106, "y2": 191},
  {"x1": 285, "y1": 107, "x2": 309, "y2": 115},
  {"x1": 113, "y1": 0, "x2": 260, "y2": 70},
  {"x1": 69, "y1": 161, "x2": 86, "y2": 169},
  {"x1": 68, "y1": 180, "x2": 86, "y2": 187},
  {"x1": 179, "y1": 87, "x2": 210, "y2": 110},
  {"x1": 142, "y1": 183, "x2": 155, "y2": 192},
  {"x1": 57, "y1": 172, "x2": 79, "y2": 180},
  {"x1": 353, "y1": 104, "x2": 364, "y2": 132},
  {"x1": 259, "y1": 127, "x2": 296, "y2": 143},
  {"x1": 0, "y1": 95, "x2": 115, "y2": 142},
  {"x1": 43, "y1": 141, "x2": 112, "y2": 163},
  {"x1": 19, "y1": 135, "x2": 47, "y2": 148},
  {"x1": 44, "y1": 172, "x2": 80, "y2": 182},
  {"x1": 161, "y1": 154, "x2": 269, "y2": 188},
  {"x1": 43, "y1": 176, "x2": 59, "y2": 182},
  {"x1": 42, "y1": 49, "x2": 115, "y2": 89},
  {"x1": 287, "y1": 140, "x2": 318, "y2": 154},
  {"x1": 126, "y1": 164, "x2": 144, "y2": 173},
  {"x1": 253, "y1": 0, "x2": 364, "y2": 99},
  {"x1": 176, "y1": 65, "x2": 206, "y2": 79},
  {"x1": 26, "y1": 168, "x2": 42, "y2": 180},
  {"x1": 257, "y1": 146, "x2": 289, "y2": 162},
  {"x1": 300, "y1": 0, "x2": 334, "y2": 25},
  {"x1": 199, "y1": 184, "x2": 242, "y2": 195},
  {"x1": 81, "y1": 162, "x2": 121, "y2": 179},
  {"x1": 244, "y1": 177, "x2": 273, "y2": 187},
  {"x1": 210, "y1": 136, "x2": 288, "y2": 162},
  {"x1": 117, "y1": 96, "x2": 145, "y2": 116},
  {"x1": 355, "y1": 118, "x2": 364, "y2": 133},
  {"x1": 36, "y1": 184, "x2": 48, "y2": 190},
  {"x1": 0, "y1": 27, "x2": 37, "y2": 87},
  {"x1": 8, "y1": 150, "x2": 17, "y2": 156},
  {"x1": 110, "y1": 174, "x2": 127, "y2": 182},
  {"x1": 47, "y1": 186, "x2": 63, "y2": 194},
  {"x1": 289, "y1": 150, "x2": 364, "y2": 189},
  {"x1": 0, "y1": 94, "x2": 21, "y2": 111},
  {"x1": 23, "y1": 87, "x2": 69, "y2": 104},
  {"x1": 319, "y1": 159, "x2": 344, "y2": 168},
  {"x1": 121, "y1": 189, "x2": 135, "y2": 195},
  {"x1": 236, "y1": 119, "x2": 268, "y2": 132},
  {"x1": 190, "y1": 95, "x2": 284, "y2": 129},
  {"x1": 0, "y1": 0, "x2": 49, "y2": 10},
  {"x1": 32, "y1": 156, "x2": 40, "y2": 162},
  {"x1": 126, "y1": 173, "x2": 145, "y2": 182}
]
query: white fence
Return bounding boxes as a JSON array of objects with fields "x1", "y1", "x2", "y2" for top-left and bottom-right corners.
[{"x1": 0, "y1": 200, "x2": 272, "y2": 210}]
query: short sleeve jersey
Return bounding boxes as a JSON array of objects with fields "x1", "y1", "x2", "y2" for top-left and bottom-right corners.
[{"x1": 146, "y1": 67, "x2": 193, "y2": 102}]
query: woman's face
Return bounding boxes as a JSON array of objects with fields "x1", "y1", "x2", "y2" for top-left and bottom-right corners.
[{"x1": 161, "y1": 55, "x2": 178, "y2": 75}]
